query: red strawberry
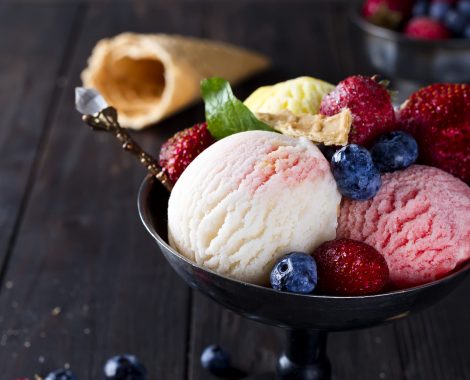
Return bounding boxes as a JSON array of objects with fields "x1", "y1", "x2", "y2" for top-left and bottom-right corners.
[
  {"x1": 362, "y1": 0, "x2": 414, "y2": 29},
  {"x1": 399, "y1": 83, "x2": 470, "y2": 183},
  {"x1": 320, "y1": 75, "x2": 396, "y2": 147},
  {"x1": 404, "y1": 17, "x2": 451, "y2": 39},
  {"x1": 159, "y1": 122, "x2": 215, "y2": 183},
  {"x1": 313, "y1": 238, "x2": 389, "y2": 296}
]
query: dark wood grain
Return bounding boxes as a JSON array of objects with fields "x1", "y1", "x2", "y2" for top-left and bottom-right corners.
[
  {"x1": 393, "y1": 276, "x2": 470, "y2": 380},
  {"x1": 0, "y1": 3, "x2": 78, "y2": 283},
  {"x1": 0, "y1": 2, "x2": 205, "y2": 378}
]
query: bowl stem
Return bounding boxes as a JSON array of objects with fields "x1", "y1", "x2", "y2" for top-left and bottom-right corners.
[{"x1": 276, "y1": 329, "x2": 331, "y2": 380}]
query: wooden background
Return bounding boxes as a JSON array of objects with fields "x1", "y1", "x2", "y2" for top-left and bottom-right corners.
[{"x1": 0, "y1": 0, "x2": 469, "y2": 379}]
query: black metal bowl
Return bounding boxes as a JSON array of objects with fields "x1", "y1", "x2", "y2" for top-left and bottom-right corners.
[
  {"x1": 138, "y1": 175, "x2": 470, "y2": 332},
  {"x1": 351, "y1": 8, "x2": 470, "y2": 83}
]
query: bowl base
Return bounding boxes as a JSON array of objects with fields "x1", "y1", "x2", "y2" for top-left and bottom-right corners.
[{"x1": 206, "y1": 330, "x2": 330, "y2": 380}]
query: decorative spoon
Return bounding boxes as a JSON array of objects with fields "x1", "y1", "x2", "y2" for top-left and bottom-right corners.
[{"x1": 75, "y1": 87, "x2": 173, "y2": 192}]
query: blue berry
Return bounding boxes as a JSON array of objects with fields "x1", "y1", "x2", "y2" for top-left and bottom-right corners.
[
  {"x1": 331, "y1": 144, "x2": 381, "y2": 200},
  {"x1": 270, "y1": 252, "x2": 317, "y2": 294},
  {"x1": 104, "y1": 355, "x2": 147, "y2": 380},
  {"x1": 465, "y1": 24, "x2": 470, "y2": 38},
  {"x1": 412, "y1": 0, "x2": 429, "y2": 17},
  {"x1": 444, "y1": 9, "x2": 467, "y2": 34},
  {"x1": 430, "y1": 1, "x2": 451, "y2": 21},
  {"x1": 200, "y1": 345, "x2": 231, "y2": 376},
  {"x1": 45, "y1": 370, "x2": 77, "y2": 380},
  {"x1": 370, "y1": 131, "x2": 418, "y2": 173},
  {"x1": 457, "y1": 0, "x2": 470, "y2": 18}
]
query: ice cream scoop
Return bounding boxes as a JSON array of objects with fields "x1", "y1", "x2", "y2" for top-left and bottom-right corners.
[
  {"x1": 338, "y1": 165, "x2": 470, "y2": 288},
  {"x1": 244, "y1": 76, "x2": 334, "y2": 116},
  {"x1": 167, "y1": 131, "x2": 341, "y2": 285}
]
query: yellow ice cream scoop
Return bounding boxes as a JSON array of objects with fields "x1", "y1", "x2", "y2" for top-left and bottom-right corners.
[{"x1": 244, "y1": 76, "x2": 334, "y2": 116}]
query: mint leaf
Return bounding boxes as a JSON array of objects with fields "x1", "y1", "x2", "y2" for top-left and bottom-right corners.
[{"x1": 201, "y1": 77, "x2": 273, "y2": 140}]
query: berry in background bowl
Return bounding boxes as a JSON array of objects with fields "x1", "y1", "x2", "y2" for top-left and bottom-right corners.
[
  {"x1": 363, "y1": 0, "x2": 470, "y2": 39},
  {"x1": 351, "y1": 0, "x2": 470, "y2": 83}
]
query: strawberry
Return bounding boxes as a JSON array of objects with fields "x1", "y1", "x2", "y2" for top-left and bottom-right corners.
[
  {"x1": 320, "y1": 75, "x2": 396, "y2": 147},
  {"x1": 404, "y1": 17, "x2": 451, "y2": 39},
  {"x1": 312, "y1": 238, "x2": 390, "y2": 296},
  {"x1": 159, "y1": 122, "x2": 215, "y2": 183},
  {"x1": 399, "y1": 83, "x2": 470, "y2": 183},
  {"x1": 362, "y1": 0, "x2": 414, "y2": 29}
]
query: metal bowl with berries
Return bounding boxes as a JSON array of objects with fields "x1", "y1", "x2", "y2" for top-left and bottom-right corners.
[{"x1": 352, "y1": 0, "x2": 470, "y2": 83}]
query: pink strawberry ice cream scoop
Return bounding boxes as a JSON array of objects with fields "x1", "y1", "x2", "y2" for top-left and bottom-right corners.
[{"x1": 337, "y1": 165, "x2": 470, "y2": 289}]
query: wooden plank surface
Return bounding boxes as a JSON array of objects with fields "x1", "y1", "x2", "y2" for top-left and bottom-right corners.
[
  {"x1": 0, "y1": 2, "x2": 204, "y2": 378},
  {"x1": 0, "y1": 1, "x2": 469, "y2": 380},
  {"x1": 394, "y1": 278, "x2": 470, "y2": 380},
  {"x1": 0, "y1": 3, "x2": 78, "y2": 282}
]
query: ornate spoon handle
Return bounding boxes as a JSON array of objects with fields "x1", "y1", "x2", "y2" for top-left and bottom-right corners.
[{"x1": 76, "y1": 88, "x2": 173, "y2": 192}]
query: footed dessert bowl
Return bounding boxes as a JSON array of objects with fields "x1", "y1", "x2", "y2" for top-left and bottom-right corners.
[
  {"x1": 138, "y1": 175, "x2": 470, "y2": 380},
  {"x1": 76, "y1": 73, "x2": 470, "y2": 379}
]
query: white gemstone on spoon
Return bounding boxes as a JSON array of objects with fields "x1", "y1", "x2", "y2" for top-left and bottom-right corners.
[{"x1": 75, "y1": 87, "x2": 108, "y2": 115}]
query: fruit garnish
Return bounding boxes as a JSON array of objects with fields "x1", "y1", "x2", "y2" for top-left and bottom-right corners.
[
  {"x1": 244, "y1": 76, "x2": 335, "y2": 116},
  {"x1": 256, "y1": 108, "x2": 352, "y2": 146},
  {"x1": 313, "y1": 238, "x2": 389, "y2": 296},
  {"x1": 459, "y1": 0, "x2": 470, "y2": 19},
  {"x1": 320, "y1": 75, "x2": 396, "y2": 147},
  {"x1": 412, "y1": 0, "x2": 429, "y2": 17},
  {"x1": 444, "y1": 8, "x2": 467, "y2": 34},
  {"x1": 370, "y1": 131, "x2": 418, "y2": 172},
  {"x1": 44, "y1": 370, "x2": 77, "y2": 380},
  {"x1": 104, "y1": 354, "x2": 147, "y2": 380},
  {"x1": 270, "y1": 252, "x2": 318, "y2": 294},
  {"x1": 430, "y1": 1, "x2": 451, "y2": 21},
  {"x1": 158, "y1": 122, "x2": 215, "y2": 183},
  {"x1": 404, "y1": 16, "x2": 452, "y2": 38},
  {"x1": 399, "y1": 83, "x2": 470, "y2": 183},
  {"x1": 331, "y1": 144, "x2": 382, "y2": 200},
  {"x1": 200, "y1": 345, "x2": 232, "y2": 377},
  {"x1": 362, "y1": 0, "x2": 414, "y2": 29},
  {"x1": 201, "y1": 77, "x2": 273, "y2": 140}
]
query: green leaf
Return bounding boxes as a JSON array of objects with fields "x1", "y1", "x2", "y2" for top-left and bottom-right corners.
[{"x1": 201, "y1": 77, "x2": 274, "y2": 140}]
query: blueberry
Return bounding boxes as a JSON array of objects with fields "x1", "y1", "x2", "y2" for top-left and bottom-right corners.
[
  {"x1": 430, "y1": 1, "x2": 451, "y2": 21},
  {"x1": 45, "y1": 369, "x2": 77, "y2": 380},
  {"x1": 465, "y1": 24, "x2": 470, "y2": 38},
  {"x1": 370, "y1": 131, "x2": 418, "y2": 173},
  {"x1": 457, "y1": 0, "x2": 470, "y2": 18},
  {"x1": 331, "y1": 144, "x2": 381, "y2": 200},
  {"x1": 200, "y1": 345, "x2": 231, "y2": 376},
  {"x1": 104, "y1": 355, "x2": 147, "y2": 380},
  {"x1": 412, "y1": 0, "x2": 429, "y2": 17},
  {"x1": 444, "y1": 9, "x2": 467, "y2": 34},
  {"x1": 270, "y1": 252, "x2": 317, "y2": 294}
]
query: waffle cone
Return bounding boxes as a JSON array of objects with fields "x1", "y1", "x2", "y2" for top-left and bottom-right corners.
[{"x1": 81, "y1": 33, "x2": 270, "y2": 129}]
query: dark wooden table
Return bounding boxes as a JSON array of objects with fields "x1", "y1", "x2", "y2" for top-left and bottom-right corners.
[{"x1": 1, "y1": 1, "x2": 469, "y2": 379}]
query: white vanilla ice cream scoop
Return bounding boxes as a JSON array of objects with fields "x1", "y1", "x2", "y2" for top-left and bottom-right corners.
[{"x1": 167, "y1": 130, "x2": 341, "y2": 285}]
